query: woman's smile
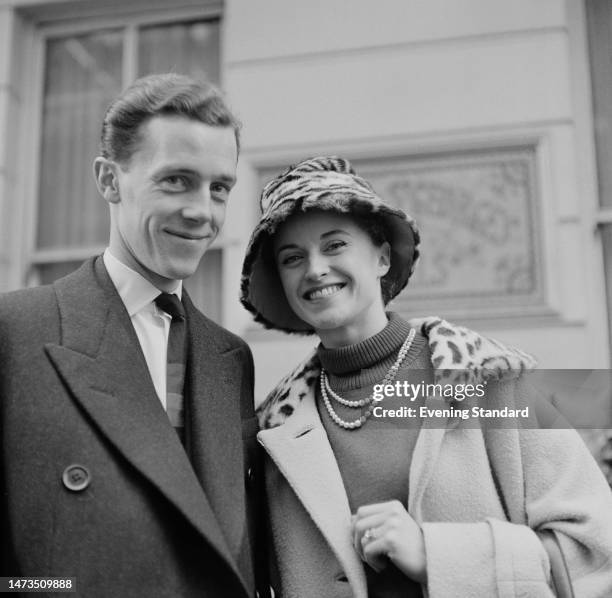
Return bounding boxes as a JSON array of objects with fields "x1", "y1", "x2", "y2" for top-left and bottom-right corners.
[{"x1": 303, "y1": 283, "x2": 346, "y2": 301}]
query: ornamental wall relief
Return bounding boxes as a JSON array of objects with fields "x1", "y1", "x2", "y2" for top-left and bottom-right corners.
[{"x1": 355, "y1": 147, "x2": 544, "y2": 318}]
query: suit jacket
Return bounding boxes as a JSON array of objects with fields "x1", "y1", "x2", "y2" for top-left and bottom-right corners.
[{"x1": 0, "y1": 257, "x2": 266, "y2": 597}]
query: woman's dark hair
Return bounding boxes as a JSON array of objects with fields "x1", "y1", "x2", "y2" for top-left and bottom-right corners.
[
  {"x1": 100, "y1": 73, "x2": 241, "y2": 166},
  {"x1": 349, "y1": 212, "x2": 394, "y2": 305}
]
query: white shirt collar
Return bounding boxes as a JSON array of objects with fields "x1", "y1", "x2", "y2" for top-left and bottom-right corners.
[{"x1": 103, "y1": 249, "x2": 183, "y2": 317}]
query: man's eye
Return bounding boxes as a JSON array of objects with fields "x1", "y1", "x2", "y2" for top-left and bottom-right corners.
[
  {"x1": 159, "y1": 176, "x2": 188, "y2": 191},
  {"x1": 211, "y1": 182, "x2": 231, "y2": 198}
]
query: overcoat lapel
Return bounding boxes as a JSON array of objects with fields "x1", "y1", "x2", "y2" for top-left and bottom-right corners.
[
  {"x1": 183, "y1": 293, "x2": 249, "y2": 561},
  {"x1": 258, "y1": 395, "x2": 367, "y2": 595},
  {"x1": 43, "y1": 258, "x2": 244, "y2": 587}
]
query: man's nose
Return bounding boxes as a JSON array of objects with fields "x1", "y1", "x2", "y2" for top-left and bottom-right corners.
[{"x1": 181, "y1": 188, "x2": 212, "y2": 222}]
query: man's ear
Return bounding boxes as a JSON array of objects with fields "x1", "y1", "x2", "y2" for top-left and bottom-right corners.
[
  {"x1": 93, "y1": 157, "x2": 121, "y2": 204},
  {"x1": 378, "y1": 241, "x2": 391, "y2": 277}
]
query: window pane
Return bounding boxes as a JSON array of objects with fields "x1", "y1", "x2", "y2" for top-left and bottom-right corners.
[
  {"x1": 587, "y1": 1, "x2": 612, "y2": 362},
  {"x1": 602, "y1": 225, "x2": 612, "y2": 332},
  {"x1": 586, "y1": 0, "x2": 612, "y2": 208},
  {"x1": 37, "y1": 30, "x2": 123, "y2": 249},
  {"x1": 138, "y1": 20, "x2": 220, "y2": 82}
]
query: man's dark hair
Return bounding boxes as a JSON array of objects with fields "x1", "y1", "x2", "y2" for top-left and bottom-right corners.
[{"x1": 100, "y1": 72, "x2": 241, "y2": 165}]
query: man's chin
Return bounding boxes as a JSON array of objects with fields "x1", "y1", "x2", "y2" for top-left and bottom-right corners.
[
  {"x1": 163, "y1": 267, "x2": 199, "y2": 281},
  {"x1": 151, "y1": 260, "x2": 201, "y2": 284}
]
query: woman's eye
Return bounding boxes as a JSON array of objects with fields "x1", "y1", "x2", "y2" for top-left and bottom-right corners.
[
  {"x1": 279, "y1": 254, "x2": 302, "y2": 267},
  {"x1": 326, "y1": 240, "x2": 347, "y2": 252}
]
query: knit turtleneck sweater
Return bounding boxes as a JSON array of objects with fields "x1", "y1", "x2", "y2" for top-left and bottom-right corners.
[{"x1": 316, "y1": 313, "x2": 430, "y2": 598}]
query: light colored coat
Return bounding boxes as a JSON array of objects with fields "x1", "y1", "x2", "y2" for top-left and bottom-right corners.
[{"x1": 257, "y1": 318, "x2": 612, "y2": 598}]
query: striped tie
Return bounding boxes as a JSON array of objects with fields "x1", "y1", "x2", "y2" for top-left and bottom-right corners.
[{"x1": 154, "y1": 293, "x2": 187, "y2": 443}]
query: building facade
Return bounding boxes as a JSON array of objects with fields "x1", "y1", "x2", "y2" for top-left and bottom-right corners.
[{"x1": 1, "y1": 1, "x2": 611, "y2": 474}]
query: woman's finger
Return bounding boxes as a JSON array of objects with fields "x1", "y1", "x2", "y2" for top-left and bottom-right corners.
[
  {"x1": 361, "y1": 535, "x2": 390, "y2": 573},
  {"x1": 354, "y1": 499, "x2": 403, "y2": 519},
  {"x1": 352, "y1": 513, "x2": 387, "y2": 553}
]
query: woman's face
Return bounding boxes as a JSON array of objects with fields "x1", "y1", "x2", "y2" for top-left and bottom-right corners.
[{"x1": 273, "y1": 211, "x2": 390, "y2": 347}]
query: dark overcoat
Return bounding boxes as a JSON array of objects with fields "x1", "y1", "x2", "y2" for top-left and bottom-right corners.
[{"x1": 0, "y1": 257, "x2": 265, "y2": 597}]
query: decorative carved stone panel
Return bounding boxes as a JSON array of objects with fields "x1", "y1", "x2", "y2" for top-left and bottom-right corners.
[{"x1": 354, "y1": 147, "x2": 544, "y2": 318}]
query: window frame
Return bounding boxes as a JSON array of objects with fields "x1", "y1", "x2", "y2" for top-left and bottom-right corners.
[
  {"x1": 23, "y1": 3, "x2": 228, "y2": 288},
  {"x1": 585, "y1": 0, "x2": 612, "y2": 358}
]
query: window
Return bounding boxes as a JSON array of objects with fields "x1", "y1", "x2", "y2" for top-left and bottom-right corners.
[
  {"x1": 30, "y1": 13, "x2": 224, "y2": 321},
  {"x1": 586, "y1": 0, "x2": 612, "y2": 352}
]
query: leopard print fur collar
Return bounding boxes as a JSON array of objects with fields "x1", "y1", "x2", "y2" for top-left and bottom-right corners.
[{"x1": 257, "y1": 316, "x2": 537, "y2": 430}]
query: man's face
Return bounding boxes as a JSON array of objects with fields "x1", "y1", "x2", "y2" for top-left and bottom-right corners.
[{"x1": 98, "y1": 115, "x2": 237, "y2": 289}]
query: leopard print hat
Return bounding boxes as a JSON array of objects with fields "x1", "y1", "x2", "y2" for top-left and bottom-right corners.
[{"x1": 240, "y1": 156, "x2": 421, "y2": 334}]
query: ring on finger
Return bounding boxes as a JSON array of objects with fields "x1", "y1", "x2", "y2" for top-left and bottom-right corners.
[{"x1": 362, "y1": 528, "x2": 378, "y2": 543}]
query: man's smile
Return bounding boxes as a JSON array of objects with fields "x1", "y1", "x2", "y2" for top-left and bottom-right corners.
[{"x1": 164, "y1": 228, "x2": 209, "y2": 241}]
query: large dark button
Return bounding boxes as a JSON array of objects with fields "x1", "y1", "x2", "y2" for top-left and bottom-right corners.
[{"x1": 62, "y1": 464, "x2": 91, "y2": 492}]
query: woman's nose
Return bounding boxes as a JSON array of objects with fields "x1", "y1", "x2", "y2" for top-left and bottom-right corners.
[{"x1": 305, "y1": 254, "x2": 329, "y2": 279}]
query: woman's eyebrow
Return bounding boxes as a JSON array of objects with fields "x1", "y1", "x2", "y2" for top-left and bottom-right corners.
[
  {"x1": 276, "y1": 229, "x2": 351, "y2": 254},
  {"x1": 275, "y1": 242, "x2": 299, "y2": 254},
  {"x1": 321, "y1": 229, "x2": 350, "y2": 238}
]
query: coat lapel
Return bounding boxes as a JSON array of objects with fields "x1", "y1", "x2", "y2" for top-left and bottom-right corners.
[
  {"x1": 44, "y1": 258, "x2": 244, "y2": 587},
  {"x1": 183, "y1": 294, "x2": 249, "y2": 561},
  {"x1": 258, "y1": 394, "x2": 367, "y2": 596}
]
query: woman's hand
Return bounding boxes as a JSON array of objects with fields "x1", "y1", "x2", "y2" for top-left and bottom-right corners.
[{"x1": 351, "y1": 500, "x2": 427, "y2": 584}]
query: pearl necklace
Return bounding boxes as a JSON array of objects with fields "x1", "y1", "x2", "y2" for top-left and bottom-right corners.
[{"x1": 320, "y1": 328, "x2": 416, "y2": 430}]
